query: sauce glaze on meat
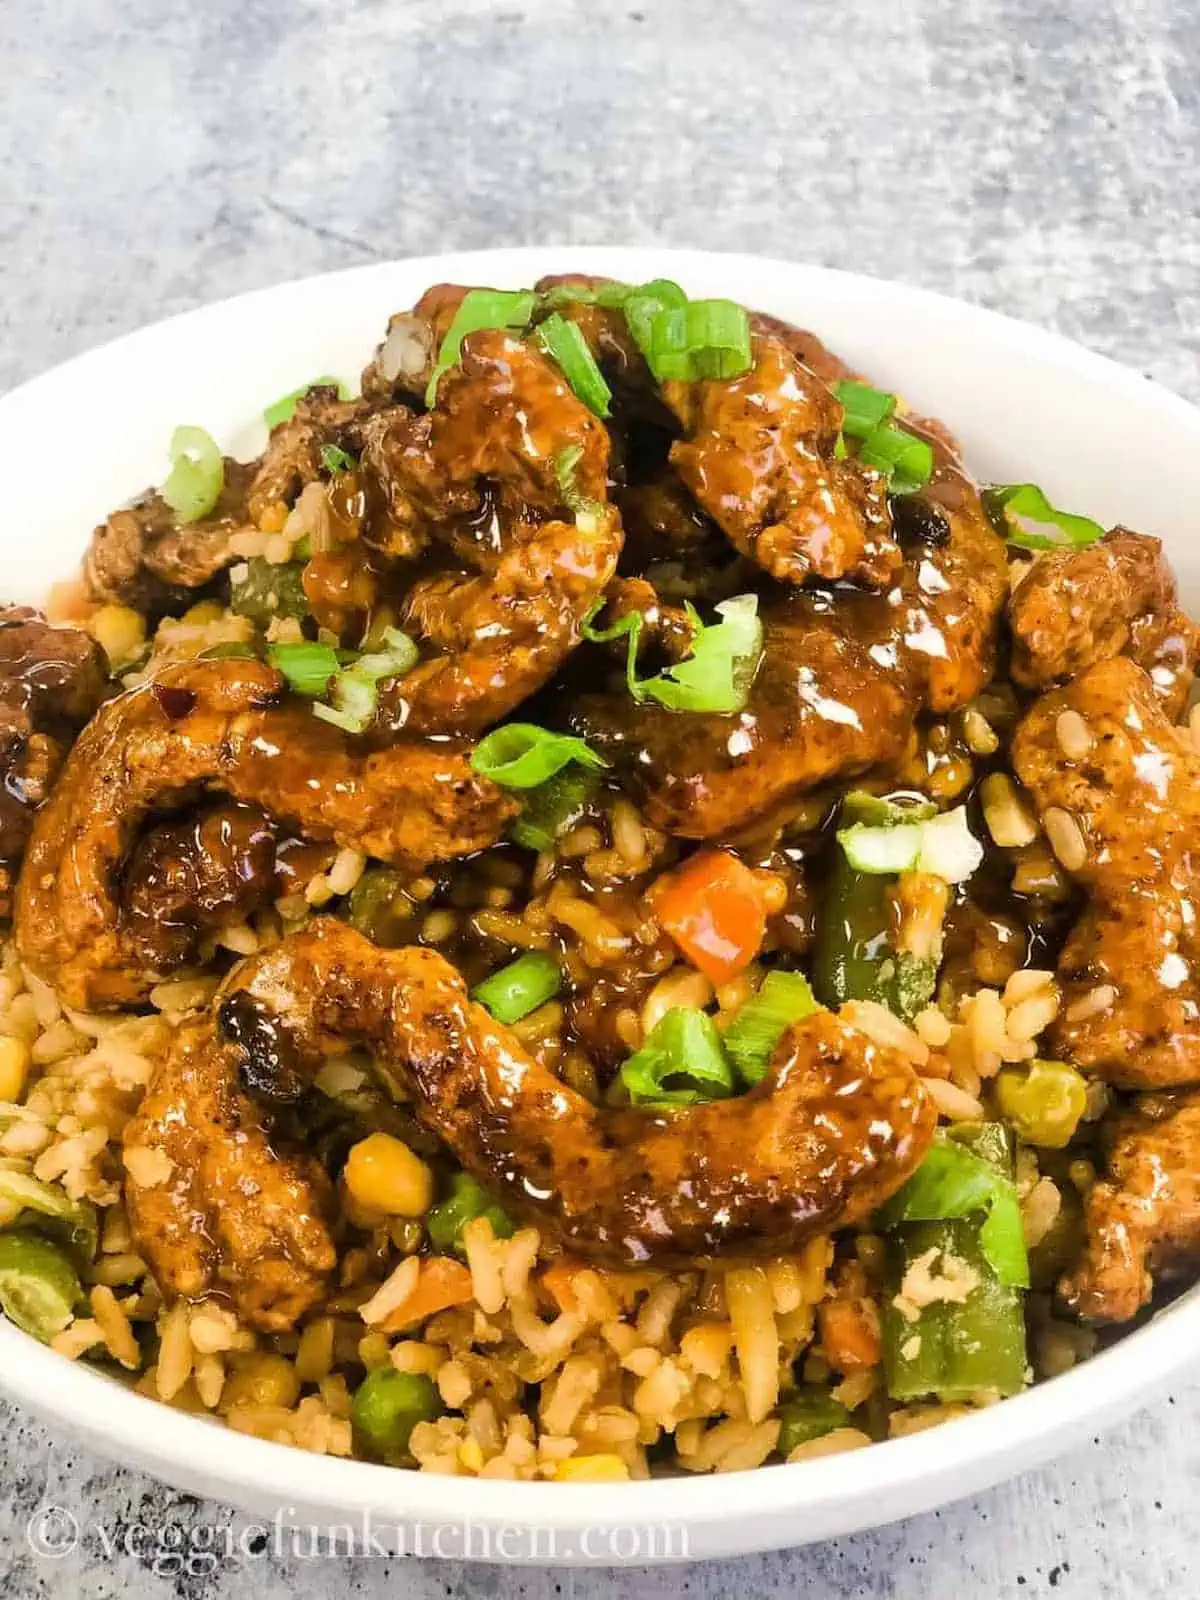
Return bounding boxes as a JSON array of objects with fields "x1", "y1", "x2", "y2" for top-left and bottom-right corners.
[{"x1": 12, "y1": 272, "x2": 1200, "y2": 1378}]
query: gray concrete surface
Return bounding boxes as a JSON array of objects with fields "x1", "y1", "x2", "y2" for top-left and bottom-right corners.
[{"x1": 1, "y1": 0, "x2": 1198, "y2": 1594}]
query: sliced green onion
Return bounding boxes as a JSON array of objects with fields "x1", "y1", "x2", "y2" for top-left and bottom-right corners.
[
  {"x1": 0, "y1": 1230, "x2": 82, "y2": 1342},
  {"x1": 619, "y1": 1007, "x2": 734, "y2": 1106},
  {"x1": 351, "y1": 1367, "x2": 443, "y2": 1460},
  {"x1": 426, "y1": 1173, "x2": 514, "y2": 1255},
  {"x1": 723, "y1": 970, "x2": 820, "y2": 1086},
  {"x1": 537, "y1": 280, "x2": 751, "y2": 385},
  {"x1": 267, "y1": 641, "x2": 339, "y2": 697},
  {"x1": 553, "y1": 445, "x2": 605, "y2": 527},
  {"x1": 534, "y1": 314, "x2": 612, "y2": 417},
  {"x1": 470, "y1": 723, "x2": 608, "y2": 790},
  {"x1": 839, "y1": 821, "x2": 925, "y2": 875},
  {"x1": 622, "y1": 279, "x2": 690, "y2": 358},
  {"x1": 312, "y1": 668, "x2": 378, "y2": 735},
  {"x1": 858, "y1": 424, "x2": 934, "y2": 496},
  {"x1": 984, "y1": 483, "x2": 1105, "y2": 551},
  {"x1": 583, "y1": 594, "x2": 763, "y2": 714},
  {"x1": 321, "y1": 443, "x2": 358, "y2": 475},
  {"x1": 162, "y1": 425, "x2": 224, "y2": 523},
  {"x1": 534, "y1": 279, "x2": 647, "y2": 314},
  {"x1": 425, "y1": 289, "x2": 538, "y2": 406},
  {"x1": 510, "y1": 764, "x2": 602, "y2": 852},
  {"x1": 308, "y1": 628, "x2": 416, "y2": 733},
  {"x1": 581, "y1": 603, "x2": 646, "y2": 700},
  {"x1": 644, "y1": 299, "x2": 754, "y2": 383},
  {"x1": 876, "y1": 1129, "x2": 1030, "y2": 1288},
  {"x1": 838, "y1": 804, "x2": 982, "y2": 885},
  {"x1": 833, "y1": 380, "x2": 897, "y2": 440},
  {"x1": 353, "y1": 627, "x2": 419, "y2": 683},
  {"x1": 472, "y1": 952, "x2": 562, "y2": 1024},
  {"x1": 263, "y1": 377, "x2": 349, "y2": 430},
  {"x1": 642, "y1": 594, "x2": 763, "y2": 713}
]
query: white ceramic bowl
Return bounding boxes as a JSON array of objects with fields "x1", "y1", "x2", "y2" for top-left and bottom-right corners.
[{"x1": 2, "y1": 248, "x2": 1199, "y2": 1566}]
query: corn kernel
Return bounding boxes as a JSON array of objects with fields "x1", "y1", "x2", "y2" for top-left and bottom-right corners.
[
  {"x1": 344, "y1": 1133, "x2": 434, "y2": 1217},
  {"x1": 0, "y1": 1036, "x2": 31, "y2": 1102},
  {"x1": 554, "y1": 1454, "x2": 630, "y2": 1482},
  {"x1": 257, "y1": 500, "x2": 290, "y2": 535},
  {"x1": 181, "y1": 600, "x2": 224, "y2": 627},
  {"x1": 89, "y1": 604, "x2": 146, "y2": 668}
]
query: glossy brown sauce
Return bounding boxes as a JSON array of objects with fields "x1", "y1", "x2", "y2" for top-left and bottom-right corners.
[{"x1": 16, "y1": 282, "x2": 1200, "y2": 1326}]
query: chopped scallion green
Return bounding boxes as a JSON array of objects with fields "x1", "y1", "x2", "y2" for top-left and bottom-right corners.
[
  {"x1": 553, "y1": 444, "x2": 605, "y2": 525},
  {"x1": 534, "y1": 314, "x2": 612, "y2": 417},
  {"x1": 618, "y1": 1007, "x2": 734, "y2": 1106},
  {"x1": 644, "y1": 299, "x2": 753, "y2": 382},
  {"x1": 833, "y1": 380, "x2": 898, "y2": 439},
  {"x1": 470, "y1": 723, "x2": 608, "y2": 790},
  {"x1": 353, "y1": 627, "x2": 419, "y2": 683},
  {"x1": 641, "y1": 594, "x2": 762, "y2": 712},
  {"x1": 307, "y1": 628, "x2": 417, "y2": 733},
  {"x1": 267, "y1": 641, "x2": 339, "y2": 697},
  {"x1": 320, "y1": 443, "x2": 358, "y2": 475},
  {"x1": 263, "y1": 377, "x2": 349, "y2": 430},
  {"x1": 584, "y1": 594, "x2": 763, "y2": 715},
  {"x1": 620, "y1": 279, "x2": 690, "y2": 359},
  {"x1": 984, "y1": 483, "x2": 1105, "y2": 550},
  {"x1": 581, "y1": 603, "x2": 646, "y2": 700},
  {"x1": 162, "y1": 425, "x2": 224, "y2": 523},
  {"x1": 472, "y1": 952, "x2": 562, "y2": 1024},
  {"x1": 723, "y1": 971, "x2": 820, "y2": 1086},
  {"x1": 312, "y1": 668, "x2": 378, "y2": 735},
  {"x1": 425, "y1": 289, "x2": 538, "y2": 405},
  {"x1": 838, "y1": 803, "x2": 983, "y2": 885},
  {"x1": 858, "y1": 424, "x2": 934, "y2": 495}
]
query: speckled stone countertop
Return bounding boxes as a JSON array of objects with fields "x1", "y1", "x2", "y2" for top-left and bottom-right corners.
[{"x1": 1, "y1": 0, "x2": 1198, "y2": 1594}]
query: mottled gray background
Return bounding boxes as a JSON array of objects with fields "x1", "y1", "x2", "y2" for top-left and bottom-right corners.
[{"x1": 1, "y1": 0, "x2": 1198, "y2": 1594}]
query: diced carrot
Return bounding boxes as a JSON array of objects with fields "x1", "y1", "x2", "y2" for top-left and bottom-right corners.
[
  {"x1": 648, "y1": 849, "x2": 771, "y2": 984},
  {"x1": 45, "y1": 578, "x2": 94, "y2": 624},
  {"x1": 817, "y1": 1297, "x2": 883, "y2": 1371},
  {"x1": 380, "y1": 1256, "x2": 474, "y2": 1331},
  {"x1": 541, "y1": 1260, "x2": 585, "y2": 1314}
]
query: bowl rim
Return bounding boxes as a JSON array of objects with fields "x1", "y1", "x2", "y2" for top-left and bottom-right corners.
[{"x1": 2, "y1": 245, "x2": 1198, "y2": 1555}]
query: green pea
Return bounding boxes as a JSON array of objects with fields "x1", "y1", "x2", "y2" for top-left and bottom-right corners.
[
  {"x1": 351, "y1": 1368, "x2": 443, "y2": 1459},
  {"x1": 995, "y1": 1059, "x2": 1088, "y2": 1149},
  {"x1": 426, "y1": 1173, "x2": 514, "y2": 1255},
  {"x1": 346, "y1": 867, "x2": 413, "y2": 948}
]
